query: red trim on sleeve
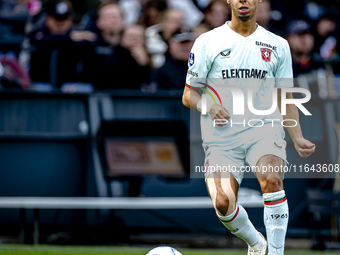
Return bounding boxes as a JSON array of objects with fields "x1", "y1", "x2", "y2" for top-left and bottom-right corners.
[{"x1": 185, "y1": 83, "x2": 200, "y2": 90}]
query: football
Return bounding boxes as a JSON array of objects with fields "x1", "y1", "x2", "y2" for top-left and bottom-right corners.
[{"x1": 146, "y1": 246, "x2": 182, "y2": 255}]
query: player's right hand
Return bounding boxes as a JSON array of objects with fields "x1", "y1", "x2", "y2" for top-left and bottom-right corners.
[{"x1": 209, "y1": 105, "x2": 230, "y2": 127}]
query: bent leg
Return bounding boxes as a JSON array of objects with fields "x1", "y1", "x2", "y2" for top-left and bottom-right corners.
[
  {"x1": 206, "y1": 171, "x2": 261, "y2": 247},
  {"x1": 207, "y1": 171, "x2": 238, "y2": 216},
  {"x1": 257, "y1": 155, "x2": 288, "y2": 255}
]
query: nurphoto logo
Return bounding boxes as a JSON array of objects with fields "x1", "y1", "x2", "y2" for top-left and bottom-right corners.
[{"x1": 200, "y1": 86, "x2": 311, "y2": 116}]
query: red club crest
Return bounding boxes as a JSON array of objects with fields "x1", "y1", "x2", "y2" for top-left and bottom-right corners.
[{"x1": 261, "y1": 48, "x2": 272, "y2": 62}]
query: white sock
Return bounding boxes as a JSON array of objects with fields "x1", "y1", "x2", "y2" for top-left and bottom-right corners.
[
  {"x1": 217, "y1": 203, "x2": 260, "y2": 247},
  {"x1": 251, "y1": 233, "x2": 266, "y2": 251},
  {"x1": 263, "y1": 190, "x2": 289, "y2": 255}
]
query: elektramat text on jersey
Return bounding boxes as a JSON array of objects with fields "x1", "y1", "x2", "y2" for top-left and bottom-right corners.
[{"x1": 222, "y1": 69, "x2": 268, "y2": 79}]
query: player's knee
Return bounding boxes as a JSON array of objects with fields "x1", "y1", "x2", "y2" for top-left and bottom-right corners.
[
  {"x1": 259, "y1": 177, "x2": 283, "y2": 193},
  {"x1": 216, "y1": 195, "x2": 230, "y2": 216},
  {"x1": 215, "y1": 194, "x2": 236, "y2": 216}
]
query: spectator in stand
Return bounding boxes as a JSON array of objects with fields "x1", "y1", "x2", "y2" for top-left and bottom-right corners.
[
  {"x1": 256, "y1": 0, "x2": 283, "y2": 36},
  {"x1": 256, "y1": 0, "x2": 271, "y2": 29},
  {"x1": 313, "y1": 11, "x2": 339, "y2": 60},
  {"x1": 286, "y1": 20, "x2": 328, "y2": 97},
  {"x1": 145, "y1": 8, "x2": 184, "y2": 68},
  {"x1": 0, "y1": 0, "x2": 29, "y2": 53},
  {"x1": 121, "y1": 24, "x2": 151, "y2": 68},
  {"x1": 286, "y1": 20, "x2": 324, "y2": 77},
  {"x1": 256, "y1": 0, "x2": 274, "y2": 30},
  {"x1": 121, "y1": 24, "x2": 150, "y2": 83},
  {"x1": 83, "y1": 1, "x2": 149, "y2": 90},
  {"x1": 193, "y1": 23, "x2": 209, "y2": 38},
  {"x1": 201, "y1": 0, "x2": 230, "y2": 31},
  {"x1": 167, "y1": 0, "x2": 203, "y2": 28},
  {"x1": 95, "y1": 0, "x2": 125, "y2": 47},
  {"x1": 79, "y1": 0, "x2": 165, "y2": 30},
  {"x1": 140, "y1": 0, "x2": 167, "y2": 28},
  {"x1": 154, "y1": 31, "x2": 194, "y2": 90},
  {"x1": 78, "y1": 0, "x2": 127, "y2": 33},
  {"x1": 29, "y1": 0, "x2": 96, "y2": 88}
]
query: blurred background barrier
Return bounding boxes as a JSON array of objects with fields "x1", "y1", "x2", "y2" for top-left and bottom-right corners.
[
  {"x1": 0, "y1": 90, "x2": 338, "y2": 248},
  {"x1": 0, "y1": 191, "x2": 264, "y2": 245}
]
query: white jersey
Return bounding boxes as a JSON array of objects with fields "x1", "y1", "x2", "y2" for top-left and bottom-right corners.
[{"x1": 186, "y1": 22, "x2": 294, "y2": 149}]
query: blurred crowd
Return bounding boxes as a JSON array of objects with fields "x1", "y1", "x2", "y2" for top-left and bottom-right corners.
[{"x1": 0, "y1": 0, "x2": 339, "y2": 98}]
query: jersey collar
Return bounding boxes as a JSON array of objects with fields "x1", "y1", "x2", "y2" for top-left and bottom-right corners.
[{"x1": 225, "y1": 21, "x2": 260, "y2": 40}]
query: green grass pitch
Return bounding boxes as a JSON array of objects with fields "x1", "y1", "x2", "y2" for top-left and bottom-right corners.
[{"x1": 0, "y1": 245, "x2": 338, "y2": 255}]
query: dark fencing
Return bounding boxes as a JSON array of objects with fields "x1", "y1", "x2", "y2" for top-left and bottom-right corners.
[{"x1": 0, "y1": 90, "x2": 338, "y2": 242}]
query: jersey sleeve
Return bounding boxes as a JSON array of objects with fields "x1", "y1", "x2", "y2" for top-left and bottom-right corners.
[
  {"x1": 274, "y1": 40, "x2": 294, "y2": 88},
  {"x1": 185, "y1": 35, "x2": 210, "y2": 88}
]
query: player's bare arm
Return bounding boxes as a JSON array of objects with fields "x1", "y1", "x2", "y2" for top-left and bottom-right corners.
[
  {"x1": 182, "y1": 86, "x2": 230, "y2": 127},
  {"x1": 182, "y1": 86, "x2": 201, "y2": 112},
  {"x1": 278, "y1": 90, "x2": 316, "y2": 158}
]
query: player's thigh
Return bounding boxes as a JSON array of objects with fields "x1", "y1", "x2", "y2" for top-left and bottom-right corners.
[
  {"x1": 204, "y1": 147, "x2": 243, "y2": 215},
  {"x1": 204, "y1": 146, "x2": 245, "y2": 185},
  {"x1": 246, "y1": 135, "x2": 287, "y2": 179},
  {"x1": 206, "y1": 171, "x2": 240, "y2": 216},
  {"x1": 256, "y1": 154, "x2": 284, "y2": 179}
]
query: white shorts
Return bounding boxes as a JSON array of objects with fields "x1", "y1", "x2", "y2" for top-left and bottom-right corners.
[{"x1": 203, "y1": 133, "x2": 287, "y2": 185}]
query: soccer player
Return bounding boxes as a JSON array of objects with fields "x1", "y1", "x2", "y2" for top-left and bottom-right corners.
[{"x1": 182, "y1": 0, "x2": 316, "y2": 254}]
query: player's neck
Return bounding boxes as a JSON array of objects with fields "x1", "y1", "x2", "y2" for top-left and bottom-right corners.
[{"x1": 228, "y1": 14, "x2": 258, "y2": 37}]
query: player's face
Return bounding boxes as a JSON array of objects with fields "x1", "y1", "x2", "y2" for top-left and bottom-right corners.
[{"x1": 228, "y1": 0, "x2": 262, "y2": 22}]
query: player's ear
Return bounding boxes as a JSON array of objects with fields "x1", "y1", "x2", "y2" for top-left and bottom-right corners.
[
  {"x1": 227, "y1": 0, "x2": 230, "y2": 4},
  {"x1": 258, "y1": 0, "x2": 263, "y2": 3}
]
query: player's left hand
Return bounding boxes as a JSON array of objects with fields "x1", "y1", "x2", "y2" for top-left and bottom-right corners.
[{"x1": 294, "y1": 137, "x2": 316, "y2": 158}]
